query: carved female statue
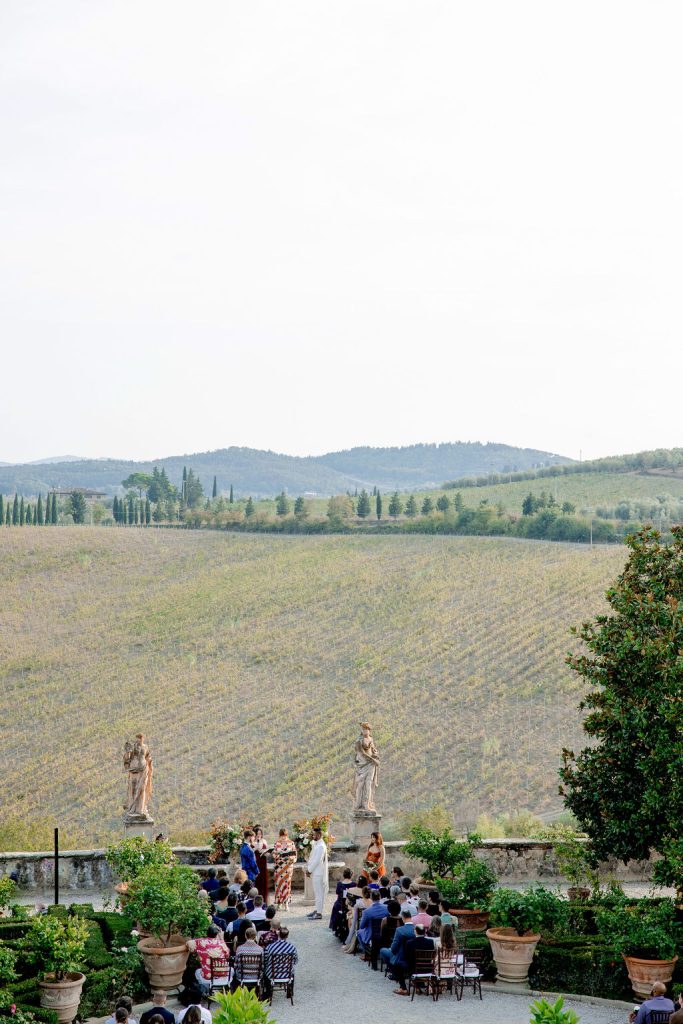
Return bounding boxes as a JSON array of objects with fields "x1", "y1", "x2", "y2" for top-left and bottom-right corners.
[
  {"x1": 353, "y1": 722, "x2": 379, "y2": 812},
  {"x1": 123, "y1": 734, "x2": 153, "y2": 819}
]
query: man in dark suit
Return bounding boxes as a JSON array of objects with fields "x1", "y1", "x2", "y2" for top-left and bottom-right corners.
[
  {"x1": 240, "y1": 831, "x2": 259, "y2": 885},
  {"x1": 405, "y1": 924, "x2": 435, "y2": 993},
  {"x1": 380, "y1": 907, "x2": 415, "y2": 995}
]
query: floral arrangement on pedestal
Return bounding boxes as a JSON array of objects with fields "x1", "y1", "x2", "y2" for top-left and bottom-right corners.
[
  {"x1": 292, "y1": 814, "x2": 334, "y2": 860},
  {"x1": 208, "y1": 818, "x2": 256, "y2": 864}
]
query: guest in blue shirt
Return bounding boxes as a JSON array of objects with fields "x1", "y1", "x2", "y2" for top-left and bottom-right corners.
[
  {"x1": 631, "y1": 982, "x2": 674, "y2": 1024},
  {"x1": 240, "y1": 831, "x2": 260, "y2": 884},
  {"x1": 200, "y1": 867, "x2": 220, "y2": 894}
]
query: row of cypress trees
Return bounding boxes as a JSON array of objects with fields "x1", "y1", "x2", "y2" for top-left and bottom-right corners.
[
  {"x1": 0, "y1": 492, "x2": 59, "y2": 526},
  {"x1": 112, "y1": 495, "x2": 152, "y2": 525}
]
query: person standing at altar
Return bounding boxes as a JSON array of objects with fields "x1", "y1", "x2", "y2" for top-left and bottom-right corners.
[
  {"x1": 306, "y1": 827, "x2": 328, "y2": 921},
  {"x1": 240, "y1": 830, "x2": 259, "y2": 885},
  {"x1": 252, "y1": 825, "x2": 270, "y2": 904},
  {"x1": 273, "y1": 827, "x2": 297, "y2": 911}
]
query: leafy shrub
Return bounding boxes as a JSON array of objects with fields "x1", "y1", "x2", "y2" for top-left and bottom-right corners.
[
  {"x1": 23, "y1": 915, "x2": 90, "y2": 980},
  {"x1": 397, "y1": 805, "x2": 454, "y2": 837},
  {"x1": 0, "y1": 879, "x2": 17, "y2": 913},
  {"x1": 105, "y1": 837, "x2": 175, "y2": 885},
  {"x1": 489, "y1": 885, "x2": 566, "y2": 937},
  {"x1": 212, "y1": 988, "x2": 275, "y2": 1024},
  {"x1": 529, "y1": 941, "x2": 632, "y2": 1001},
  {"x1": 529, "y1": 996, "x2": 580, "y2": 1024},
  {"x1": 595, "y1": 899, "x2": 682, "y2": 959},
  {"x1": 0, "y1": 947, "x2": 17, "y2": 985},
  {"x1": 402, "y1": 826, "x2": 475, "y2": 880},
  {"x1": 81, "y1": 921, "x2": 112, "y2": 970},
  {"x1": 67, "y1": 905, "x2": 95, "y2": 919},
  {"x1": 125, "y1": 864, "x2": 210, "y2": 945},
  {"x1": 435, "y1": 860, "x2": 498, "y2": 910}
]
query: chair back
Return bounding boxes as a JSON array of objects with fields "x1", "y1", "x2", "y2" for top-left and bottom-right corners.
[
  {"x1": 436, "y1": 946, "x2": 457, "y2": 977},
  {"x1": 413, "y1": 946, "x2": 436, "y2": 976},
  {"x1": 268, "y1": 951, "x2": 296, "y2": 982},
  {"x1": 210, "y1": 955, "x2": 231, "y2": 982},
  {"x1": 648, "y1": 1012, "x2": 672, "y2": 1024},
  {"x1": 370, "y1": 917, "x2": 384, "y2": 939},
  {"x1": 236, "y1": 952, "x2": 263, "y2": 984}
]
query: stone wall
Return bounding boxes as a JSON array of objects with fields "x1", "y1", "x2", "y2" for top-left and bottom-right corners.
[{"x1": 0, "y1": 839, "x2": 654, "y2": 893}]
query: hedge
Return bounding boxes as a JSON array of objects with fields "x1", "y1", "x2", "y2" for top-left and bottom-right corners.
[{"x1": 90, "y1": 913, "x2": 135, "y2": 950}]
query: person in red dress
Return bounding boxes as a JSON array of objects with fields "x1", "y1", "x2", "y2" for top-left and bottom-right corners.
[{"x1": 252, "y1": 825, "x2": 270, "y2": 904}]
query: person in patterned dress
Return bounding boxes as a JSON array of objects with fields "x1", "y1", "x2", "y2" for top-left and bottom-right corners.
[{"x1": 272, "y1": 827, "x2": 297, "y2": 911}]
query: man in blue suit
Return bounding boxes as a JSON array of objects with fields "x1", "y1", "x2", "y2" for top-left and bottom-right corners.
[
  {"x1": 240, "y1": 830, "x2": 259, "y2": 885},
  {"x1": 358, "y1": 890, "x2": 389, "y2": 954},
  {"x1": 379, "y1": 907, "x2": 414, "y2": 995}
]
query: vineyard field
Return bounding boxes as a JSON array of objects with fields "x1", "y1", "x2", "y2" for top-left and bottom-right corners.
[{"x1": 0, "y1": 529, "x2": 626, "y2": 849}]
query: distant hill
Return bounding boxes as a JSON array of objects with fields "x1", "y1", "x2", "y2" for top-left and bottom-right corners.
[{"x1": 0, "y1": 442, "x2": 569, "y2": 498}]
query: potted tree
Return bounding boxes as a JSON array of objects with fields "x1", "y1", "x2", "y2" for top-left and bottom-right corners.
[
  {"x1": 435, "y1": 859, "x2": 498, "y2": 932},
  {"x1": 596, "y1": 900, "x2": 681, "y2": 999},
  {"x1": 486, "y1": 885, "x2": 562, "y2": 984},
  {"x1": 24, "y1": 914, "x2": 90, "y2": 1024},
  {"x1": 125, "y1": 863, "x2": 210, "y2": 991},
  {"x1": 402, "y1": 825, "x2": 474, "y2": 881},
  {"x1": 105, "y1": 835, "x2": 175, "y2": 906},
  {"x1": 552, "y1": 836, "x2": 593, "y2": 901}
]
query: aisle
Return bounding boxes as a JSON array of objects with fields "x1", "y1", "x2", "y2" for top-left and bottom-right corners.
[{"x1": 269, "y1": 896, "x2": 626, "y2": 1024}]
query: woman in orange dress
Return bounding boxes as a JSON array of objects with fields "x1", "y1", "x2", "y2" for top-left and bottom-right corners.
[
  {"x1": 361, "y1": 831, "x2": 385, "y2": 880},
  {"x1": 272, "y1": 827, "x2": 297, "y2": 910}
]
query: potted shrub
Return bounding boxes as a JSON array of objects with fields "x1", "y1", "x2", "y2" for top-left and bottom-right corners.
[
  {"x1": 24, "y1": 914, "x2": 90, "y2": 1024},
  {"x1": 402, "y1": 825, "x2": 475, "y2": 881},
  {"x1": 552, "y1": 837, "x2": 593, "y2": 900},
  {"x1": 596, "y1": 900, "x2": 681, "y2": 999},
  {"x1": 486, "y1": 885, "x2": 563, "y2": 984},
  {"x1": 435, "y1": 859, "x2": 498, "y2": 932},
  {"x1": 125, "y1": 863, "x2": 210, "y2": 991},
  {"x1": 105, "y1": 836, "x2": 175, "y2": 905},
  {"x1": 212, "y1": 988, "x2": 275, "y2": 1024}
]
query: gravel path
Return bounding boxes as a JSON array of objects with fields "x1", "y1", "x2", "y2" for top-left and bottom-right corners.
[{"x1": 269, "y1": 896, "x2": 630, "y2": 1024}]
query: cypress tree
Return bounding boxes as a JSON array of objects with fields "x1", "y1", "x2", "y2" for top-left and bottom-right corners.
[
  {"x1": 229, "y1": 484, "x2": 234, "y2": 504},
  {"x1": 405, "y1": 494, "x2": 418, "y2": 518},
  {"x1": 45, "y1": 493, "x2": 51, "y2": 524},
  {"x1": 212, "y1": 476, "x2": 217, "y2": 499},
  {"x1": 19, "y1": 497, "x2": 25, "y2": 525},
  {"x1": 145, "y1": 497, "x2": 151, "y2": 524},
  {"x1": 376, "y1": 492, "x2": 382, "y2": 520},
  {"x1": 12, "y1": 494, "x2": 19, "y2": 525},
  {"x1": 36, "y1": 494, "x2": 44, "y2": 525},
  {"x1": 388, "y1": 492, "x2": 403, "y2": 519},
  {"x1": 453, "y1": 491, "x2": 464, "y2": 513},
  {"x1": 244, "y1": 496, "x2": 255, "y2": 518},
  {"x1": 182, "y1": 466, "x2": 187, "y2": 503},
  {"x1": 421, "y1": 495, "x2": 434, "y2": 516},
  {"x1": 51, "y1": 493, "x2": 58, "y2": 524},
  {"x1": 134, "y1": 500, "x2": 140, "y2": 525},
  {"x1": 26, "y1": 504, "x2": 33, "y2": 525},
  {"x1": 0, "y1": 495, "x2": 3, "y2": 525},
  {"x1": 275, "y1": 491, "x2": 291, "y2": 516},
  {"x1": 112, "y1": 496, "x2": 119, "y2": 523},
  {"x1": 5, "y1": 503, "x2": 10, "y2": 526},
  {"x1": 356, "y1": 489, "x2": 371, "y2": 518}
]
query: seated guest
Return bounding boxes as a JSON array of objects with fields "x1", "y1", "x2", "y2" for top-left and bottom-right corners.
[
  {"x1": 389, "y1": 884, "x2": 401, "y2": 900},
  {"x1": 225, "y1": 902, "x2": 249, "y2": 943},
  {"x1": 630, "y1": 982, "x2": 675, "y2": 1024},
  {"x1": 140, "y1": 992, "x2": 174, "y2": 1024},
  {"x1": 379, "y1": 899, "x2": 401, "y2": 951},
  {"x1": 215, "y1": 892, "x2": 238, "y2": 929},
  {"x1": 378, "y1": 885, "x2": 390, "y2": 901},
  {"x1": 405, "y1": 884, "x2": 420, "y2": 912},
  {"x1": 342, "y1": 886, "x2": 372, "y2": 953},
  {"x1": 437, "y1": 923, "x2": 458, "y2": 980},
  {"x1": 400, "y1": 877, "x2": 412, "y2": 896},
  {"x1": 426, "y1": 890, "x2": 440, "y2": 916},
  {"x1": 380, "y1": 874, "x2": 391, "y2": 888},
  {"x1": 258, "y1": 907, "x2": 280, "y2": 948},
  {"x1": 176, "y1": 993, "x2": 211, "y2": 1024},
  {"x1": 230, "y1": 869, "x2": 247, "y2": 894},
  {"x1": 201, "y1": 868, "x2": 220, "y2": 894},
  {"x1": 670, "y1": 991, "x2": 683, "y2": 1024},
  {"x1": 389, "y1": 867, "x2": 403, "y2": 888},
  {"x1": 114, "y1": 1009, "x2": 128, "y2": 1024},
  {"x1": 428, "y1": 914, "x2": 442, "y2": 937},
  {"x1": 263, "y1": 927, "x2": 298, "y2": 995},
  {"x1": 105, "y1": 998, "x2": 137, "y2": 1024},
  {"x1": 232, "y1": 927, "x2": 263, "y2": 988},
  {"x1": 404, "y1": 924, "x2": 435, "y2": 995},
  {"x1": 246, "y1": 895, "x2": 266, "y2": 921},
  {"x1": 358, "y1": 889, "x2": 389, "y2": 954},
  {"x1": 411, "y1": 898, "x2": 433, "y2": 929},
  {"x1": 367, "y1": 869, "x2": 380, "y2": 890},
  {"x1": 379, "y1": 907, "x2": 414, "y2": 994},
  {"x1": 245, "y1": 887, "x2": 258, "y2": 913},
  {"x1": 439, "y1": 898, "x2": 454, "y2": 925},
  {"x1": 329, "y1": 868, "x2": 355, "y2": 934},
  {"x1": 216, "y1": 868, "x2": 228, "y2": 882},
  {"x1": 186, "y1": 924, "x2": 231, "y2": 996}
]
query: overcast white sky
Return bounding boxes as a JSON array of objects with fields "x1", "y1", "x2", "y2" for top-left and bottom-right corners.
[{"x1": 1, "y1": 1, "x2": 682, "y2": 464}]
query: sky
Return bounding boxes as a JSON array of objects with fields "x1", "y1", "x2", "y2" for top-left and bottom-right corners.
[{"x1": 2, "y1": 1, "x2": 682, "y2": 464}]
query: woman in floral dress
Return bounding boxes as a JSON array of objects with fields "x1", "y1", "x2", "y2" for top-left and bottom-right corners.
[{"x1": 272, "y1": 827, "x2": 297, "y2": 910}]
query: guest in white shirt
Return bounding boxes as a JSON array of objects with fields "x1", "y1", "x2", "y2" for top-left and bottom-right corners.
[{"x1": 246, "y1": 895, "x2": 267, "y2": 922}]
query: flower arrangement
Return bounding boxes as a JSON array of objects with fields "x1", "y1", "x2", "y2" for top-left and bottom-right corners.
[
  {"x1": 208, "y1": 818, "x2": 255, "y2": 864},
  {"x1": 292, "y1": 814, "x2": 334, "y2": 860}
]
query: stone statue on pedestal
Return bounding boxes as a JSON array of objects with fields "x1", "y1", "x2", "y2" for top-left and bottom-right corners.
[
  {"x1": 123, "y1": 734, "x2": 154, "y2": 824},
  {"x1": 353, "y1": 722, "x2": 379, "y2": 812}
]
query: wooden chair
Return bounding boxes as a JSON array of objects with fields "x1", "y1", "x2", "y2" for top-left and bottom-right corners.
[
  {"x1": 454, "y1": 944, "x2": 484, "y2": 1000},
  {"x1": 208, "y1": 955, "x2": 232, "y2": 1000},
  {"x1": 408, "y1": 947, "x2": 436, "y2": 1001},
  {"x1": 433, "y1": 946, "x2": 458, "y2": 1000},
  {"x1": 233, "y1": 952, "x2": 263, "y2": 997},
  {"x1": 368, "y1": 917, "x2": 384, "y2": 971},
  {"x1": 266, "y1": 952, "x2": 296, "y2": 1006},
  {"x1": 648, "y1": 1013, "x2": 673, "y2": 1024}
]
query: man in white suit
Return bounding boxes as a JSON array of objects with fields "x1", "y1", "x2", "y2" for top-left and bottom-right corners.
[{"x1": 306, "y1": 828, "x2": 328, "y2": 920}]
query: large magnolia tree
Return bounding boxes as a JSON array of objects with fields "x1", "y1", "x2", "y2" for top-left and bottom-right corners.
[{"x1": 560, "y1": 527, "x2": 683, "y2": 872}]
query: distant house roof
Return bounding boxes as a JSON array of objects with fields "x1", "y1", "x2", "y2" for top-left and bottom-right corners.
[{"x1": 52, "y1": 488, "x2": 107, "y2": 499}]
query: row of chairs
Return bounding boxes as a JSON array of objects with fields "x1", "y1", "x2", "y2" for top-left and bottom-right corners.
[
  {"x1": 206, "y1": 952, "x2": 296, "y2": 1006},
  {"x1": 369, "y1": 922, "x2": 484, "y2": 1002}
]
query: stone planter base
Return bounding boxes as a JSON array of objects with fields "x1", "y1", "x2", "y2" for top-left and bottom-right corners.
[
  {"x1": 624, "y1": 954, "x2": 678, "y2": 1000},
  {"x1": 486, "y1": 927, "x2": 540, "y2": 984},
  {"x1": 138, "y1": 937, "x2": 189, "y2": 991},
  {"x1": 38, "y1": 972, "x2": 86, "y2": 1024}
]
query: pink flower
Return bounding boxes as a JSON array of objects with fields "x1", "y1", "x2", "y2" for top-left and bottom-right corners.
[{"x1": 11, "y1": 1005, "x2": 17, "y2": 1014}]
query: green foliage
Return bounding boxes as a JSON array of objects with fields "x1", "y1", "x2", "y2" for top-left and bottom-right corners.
[
  {"x1": 0, "y1": 947, "x2": 17, "y2": 986},
  {"x1": 476, "y1": 810, "x2": 544, "y2": 839},
  {"x1": 124, "y1": 863, "x2": 209, "y2": 945},
  {"x1": 105, "y1": 836, "x2": 175, "y2": 884},
  {"x1": 293, "y1": 496, "x2": 307, "y2": 519},
  {"x1": 560, "y1": 527, "x2": 683, "y2": 865},
  {"x1": 404, "y1": 494, "x2": 418, "y2": 518},
  {"x1": 69, "y1": 492, "x2": 87, "y2": 524},
  {"x1": 23, "y1": 914, "x2": 90, "y2": 980},
  {"x1": 375, "y1": 491, "x2": 382, "y2": 519},
  {"x1": 529, "y1": 996, "x2": 580, "y2": 1024},
  {"x1": 489, "y1": 885, "x2": 565, "y2": 937},
  {"x1": 529, "y1": 940, "x2": 632, "y2": 1001},
  {"x1": 244, "y1": 497, "x2": 255, "y2": 517},
  {"x1": 211, "y1": 988, "x2": 275, "y2": 1024},
  {"x1": 388, "y1": 492, "x2": 403, "y2": 518},
  {"x1": 436, "y1": 494, "x2": 450, "y2": 513},
  {"x1": 121, "y1": 473, "x2": 153, "y2": 496},
  {"x1": 595, "y1": 899, "x2": 682, "y2": 959},
  {"x1": 402, "y1": 825, "x2": 475, "y2": 880},
  {"x1": 434, "y1": 859, "x2": 498, "y2": 910},
  {"x1": 421, "y1": 496, "x2": 433, "y2": 515},
  {"x1": 356, "y1": 489, "x2": 371, "y2": 518},
  {"x1": 275, "y1": 491, "x2": 290, "y2": 516},
  {"x1": 0, "y1": 879, "x2": 16, "y2": 912}
]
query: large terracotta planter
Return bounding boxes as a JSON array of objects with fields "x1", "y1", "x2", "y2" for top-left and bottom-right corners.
[
  {"x1": 486, "y1": 927, "x2": 541, "y2": 984},
  {"x1": 452, "y1": 909, "x2": 490, "y2": 933},
  {"x1": 138, "y1": 937, "x2": 189, "y2": 991},
  {"x1": 623, "y1": 954, "x2": 678, "y2": 1000},
  {"x1": 38, "y1": 972, "x2": 85, "y2": 1024},
  {"x1": 567, "y1": 887, "x2": 590, "y2": 901}
]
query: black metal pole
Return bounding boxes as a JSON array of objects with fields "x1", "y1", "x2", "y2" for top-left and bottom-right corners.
[{"x1": 54, "y1": 827, "x2": 59, "y2": 906}]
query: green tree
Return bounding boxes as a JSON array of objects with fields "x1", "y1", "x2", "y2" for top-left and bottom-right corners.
[
  {"x1": 5, "y1": 502, "x2": 10, "y2": 526},
  {"x1": 388, "y1": 492, "x2": 403, "y2": 519},
  {"x1": 70, "y1": 491, "x2": 87, "y2": 524},
  {"x1": 275, "y1": 491, "x2": 291, "y2": 516},
  {"x1": 522, "y1": 493, "x2": 537, "y2": 516},
  {"x1": 185, "y1": 469, "x2": 204, "y2": 508},
  {"x1": 404, "y1": 494, "x2": 418, "y2": 518},
  {"x1": 376, "y1": 491, "x2": 382, "y2": 520},
  {"x1": 152, "y1": 501, "x2": 164, "y2": 523},
  {"x1": 212, "y1": 476, "x2": 217, "y2": 499},
  {"x1": 134, "y1": 500, "x2": 140, "y2": 525},
  {"x1": 229, "y1": 484, "x2": 234, "y2": 504},
  {"x1": 145, "y1": 498, "x2": 151, "y2": 524},
  {"x1": 327, "y1": 494, "x2": 354, "y2": 527},
  {"x1": 294, "y1": 496, "x2": 307, "y2": 519},
  {"x1": 19, "y1": 496, "x2": 25, "y2": 526},
  {"x1": 182, "y1": 466, "x2": 187, "y2": 502},
  {"x1": 51, "y1": 493, "x2": 58, "y2": 525},
  {"x1": 560, "y1": 527, "x2": 683, "y2": 866},
  {"x1": 12, "y1": 494, "x2": 19, "y2": 525},
  {"x1": 112, "y1": 496, "x2": 120, "y2": 522},
  {"x1": 421, "y1": 496, "x2": 434, "y2": 516},
  {"x1": 0, "y1": 495, "x2": 3, "y2": 525},
  {"x1": 244, "y1": 496, "x2": 255, "y2": 518},
  {"x1": 122, "y1": 472, "x2": 153, "y2": 497},
  {"x1": 25, "y1": 504, "x2": 33, "y2": 525},
  {"x1": 562, "y1": 501, "x2": 576, "y2": 515},
  {"x1": 356, "y1": 489, "x2": 371, "y2": 518},
  {"x1": 453, "y1": 491, "x2": 464, "y2": 513},
  {"x1": 436, "y1": 494, "x2": 451, "y2": 514},
  {"x1": 36, "y1": 493, "x2": 44, "y2": 525}
]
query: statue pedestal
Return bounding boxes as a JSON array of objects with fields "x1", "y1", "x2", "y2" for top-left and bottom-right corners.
[
  {"x1": 123, "y1": 815, "x2": 155, "y2": 841},
  {"x1": 351, "y1": 811, "x2": 382, "y2": 849},
  {"x1": 303, "y1": 868, "x2": 315, "y2": 906}
]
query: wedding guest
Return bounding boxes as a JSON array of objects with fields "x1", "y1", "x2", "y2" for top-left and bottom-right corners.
[
  {"x1": 252, "y1": 826, "x2": 270, "y2": 904},
  {"x1": 361, "y1": 832, "x2": 385, "y2": 880},
  {"x1": 140, "y1": 993, "x2": 174, "y2": 1024},
  {"x1": 273, "y1": 827, "x2": 297, "y2": 911},
  {"x1": 240, "y1": 831, "x2": 259, "y2": 884}
]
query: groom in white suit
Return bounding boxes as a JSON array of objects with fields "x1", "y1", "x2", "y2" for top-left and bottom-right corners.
[{"x1": 306, "y1": 828, "x2": 329, "y2": 920}]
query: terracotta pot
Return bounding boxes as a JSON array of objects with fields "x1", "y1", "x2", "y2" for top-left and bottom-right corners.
[
  {"x1": 138, "y1": 937, "x2": 189, "y2": 991},
  {"x1": 452, "y1": 909, "x2": 490, "y2": 933},
  {"x1": 486, "y1": 927, "x2": 541, "y2": 984},
  {"x1": 567, "y1": 887, "x2": 590, "y2": 901},
  {"x1": 623, "y1": 954, "x2": 678, "y2": 1000},
  {"x1": 38, "y1": 972, "x2": 86, "y2": 1024}
]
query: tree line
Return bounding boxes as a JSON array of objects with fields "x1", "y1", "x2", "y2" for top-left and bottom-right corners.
[{"x1": 1, "y1": 492, "x2": 61, "y2": 525}]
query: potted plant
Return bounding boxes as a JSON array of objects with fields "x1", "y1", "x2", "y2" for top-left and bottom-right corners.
[
  {"x1": 596, "y1": 900, "x2": 681, "y2": 999},
  {"x1": 552, "y1": 836, "x2": 593, "y2": 900},
  {"x1": 402, "y1": 825, "x2": 474, "y2": 881},
  {"x1": 486, "y1": 885, "x2": 562, "y2": 984},
  {"x1": 212, "y1": 988, "x2": 275, "y2": 1024},
  {"x1": 435, "y1": 859, "x2": 498, "y2": 932},
  {"x1": 105, "y1": 836, "x2": 175, "y2": 905},
  {"x1": 529, "y1": 996, "x2": 580, "y2": 1023},
  {"x1": 125, "y1": 863, "x2": 210, "y2": 991},
  {"x1": 24, "y1": 914, "x2": 90, "y2": 1024}
]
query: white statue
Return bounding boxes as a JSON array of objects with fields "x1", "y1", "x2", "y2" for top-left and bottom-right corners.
[
  {"x1": 353, "y1": 722, "x2": 379, "y2": 812},
  {"x1": 123, "y1": 734, "x2": 153, "y2": 821}
]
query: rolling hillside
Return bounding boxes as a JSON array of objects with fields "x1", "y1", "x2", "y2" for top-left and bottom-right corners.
[
  {"x1": 0, "y1": 528, "x2": 625, "y2": 848},
  {"x1": 0, "y1": 442, "x2": 568, "y2": 498}
]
